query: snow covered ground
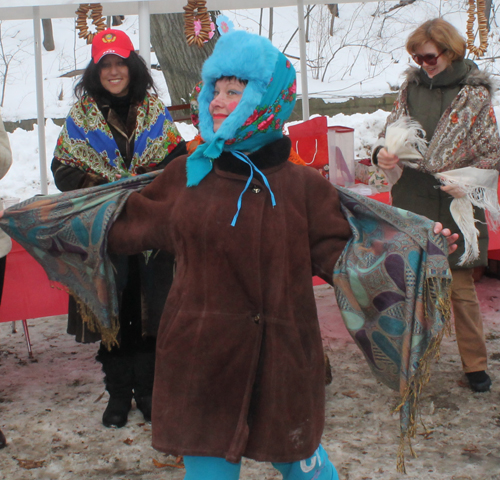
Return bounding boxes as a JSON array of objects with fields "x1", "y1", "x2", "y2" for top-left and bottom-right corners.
[{"x1": 1, "y1": 280, "x2": 500, "y2": 479}]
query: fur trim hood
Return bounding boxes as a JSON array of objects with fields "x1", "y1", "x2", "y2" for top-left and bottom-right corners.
[{"x1": 403, "y1": 62, "x2": 497, "y2": 95}]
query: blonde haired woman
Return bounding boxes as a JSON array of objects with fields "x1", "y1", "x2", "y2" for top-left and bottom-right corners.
[{"x1": 373, "y1": 18, "x2": 500, "y2": 392}]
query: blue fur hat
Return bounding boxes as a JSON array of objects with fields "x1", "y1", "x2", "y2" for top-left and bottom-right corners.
[
  {"x1": 187, "y1": 30, "x2": 297, "y2": 186},
  {"x1": 198, "y1": 30, "x2": 279, "y2": 145}
]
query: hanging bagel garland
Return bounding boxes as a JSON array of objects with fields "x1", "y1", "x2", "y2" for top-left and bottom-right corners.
[
  {"x1": 76, "y1": 3, "x2": 107, "y2": 45},
  {"x1": 466, "y1": 0, "x2": 489, "y2": 57},
  {"x1": 184, "y1": 0, "x2": 214, "y2": 47}
]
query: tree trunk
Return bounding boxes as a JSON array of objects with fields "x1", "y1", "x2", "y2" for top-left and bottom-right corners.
[
  {"x1": 150, "y1": 13, "x2": 218, "y2": 106},
  {"x1": 269, "y1": 8, "x2": 273, "y2": 41},
  {"x1": 306, "y1": 6, "x2": 311, "y2": 42},
  {"x1": 328, "y1": 4, "x2": 339, "y2": 36},
  {"x1": 484, "y1": 0, "x2": 492, "y2": 29},
  {"x1": 1, "y1": 63, "x2": 8, "y2": 107},
  {"x1": 42, "y1": 19, "x2": 55, "y2": 52}
]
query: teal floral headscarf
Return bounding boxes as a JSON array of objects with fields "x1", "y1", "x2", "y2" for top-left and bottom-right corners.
[{"x1": 186, "y1": 30, "x2": 296, "y2": 187}]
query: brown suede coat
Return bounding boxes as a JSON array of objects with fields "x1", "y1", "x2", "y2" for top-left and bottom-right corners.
[{"x1": 108, "y1": 138, "x2": 352, "y2": 463}]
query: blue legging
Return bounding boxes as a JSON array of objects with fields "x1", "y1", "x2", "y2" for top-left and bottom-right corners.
[{"x1": 183, "y1": 445, "x2": 339, "y2": 480}]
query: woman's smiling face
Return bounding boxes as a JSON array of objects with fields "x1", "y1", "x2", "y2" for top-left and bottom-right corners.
[
  {"x1": 209, "y1": 78, "x2": 247, "y2": 132},
  {"x1": 413, "y1": 41, "x2": 450, "y2": 78},
  {"x1": 99, "y1": 54, "x2": 130, "y2": 97}
]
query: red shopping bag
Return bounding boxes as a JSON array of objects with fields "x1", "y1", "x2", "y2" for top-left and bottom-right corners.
[
  {"x1": 288, "y1": 116, "x2": 330, "y2": 179},
  {"x1": 288, "y1": 117, "x2": 355, "y2": 186}
]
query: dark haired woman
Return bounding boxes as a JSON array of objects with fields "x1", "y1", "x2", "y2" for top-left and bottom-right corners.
[
  {"x1": 51, "y1": 29, "x2": 187, "y2": 428},
  {"x1": 373, "y1": 18, "x2": 500, "y2": 393}
]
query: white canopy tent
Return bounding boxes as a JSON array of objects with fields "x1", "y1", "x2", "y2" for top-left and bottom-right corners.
[{"x1": 0, "y1": 0, "x2": 378, "y2": 193}]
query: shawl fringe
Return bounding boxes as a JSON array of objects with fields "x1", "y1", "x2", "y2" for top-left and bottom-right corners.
[
  {"x1": 73, "y1": 294, "x2": 120, "y2": 350},
  {"x1": 437, "y1": 168, "x2": 500, "y2": 266},
  {"x1": 395, "y1": 276, "x2": 452, "y2": 473},
  {"x1": 334, "y1": 186, "x2": 453, "y2": 473}
]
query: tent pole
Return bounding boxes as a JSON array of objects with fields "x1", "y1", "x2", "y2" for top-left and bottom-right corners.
[
  {"x1": 296, "y1": 0, "x2": 309, "y2": 120},
  {"x1": 33, "y1": 7, "x2": 48, "y2": 195},
  {"x1": 138, "y1": 1, "x2": 151, "y2": 72}
]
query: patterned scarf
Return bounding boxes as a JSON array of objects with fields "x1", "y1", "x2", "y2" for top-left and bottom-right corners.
[
  {"x1": 54, "y1": 93, "x2": 183, "y2": 182},
  {"x1": 187, "y1": 79, "x2": 305, "y2": 166},
  {"x1": 0, "y1": 172, "x2": 160, "y2": 346},
  {"x1": 334, "y1": 187, "x2": 452, "y2": 473},
  {"x1": 0, "y1": 178, "x2": 451, "y2": 471},
  {"x1": 186, "y1": 32, "x2": 296, "y2": 186}
]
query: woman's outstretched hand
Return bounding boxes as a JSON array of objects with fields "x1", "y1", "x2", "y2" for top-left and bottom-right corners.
[{"x1": 434, "y1": 222, "x2": 459, "y2": 254}]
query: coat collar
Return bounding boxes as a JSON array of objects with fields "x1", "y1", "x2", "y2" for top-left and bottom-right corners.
[
  {"x1": 404, "y1": 60, "x2": 496, "y2": 94},
  {"x1": 214, "y1": 136, "x2": 291, "y2": 176}
]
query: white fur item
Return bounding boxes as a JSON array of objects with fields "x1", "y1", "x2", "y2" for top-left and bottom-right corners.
[{"x1": 384, "y1": 116, "x2": 428, "y2": 163}]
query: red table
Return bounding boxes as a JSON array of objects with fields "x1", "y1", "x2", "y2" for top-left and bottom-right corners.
[{"x1": 0, "y1": 240, "x2": 68, "y2": 357}]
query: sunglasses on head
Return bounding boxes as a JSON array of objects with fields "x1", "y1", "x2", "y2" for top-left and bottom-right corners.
[{"x1": 412, "y1": 50, "x2": 446, "y2": 66}]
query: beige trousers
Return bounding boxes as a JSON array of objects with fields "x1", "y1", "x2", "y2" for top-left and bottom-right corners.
[{"x1": 451, "y1": 268, "x2": 488, "y2": 373}]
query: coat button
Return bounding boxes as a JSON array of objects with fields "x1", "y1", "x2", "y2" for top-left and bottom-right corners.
[
  {"x1": 251, "y1": 185, "x2": 262, "y2": 194},
  {"x1": 253, "y1": 314, "x2": 261, "y2": 324}
]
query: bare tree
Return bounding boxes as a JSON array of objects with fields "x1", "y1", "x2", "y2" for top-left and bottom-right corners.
[
  {"x1": 327, "y1": 4, "x2": 339, "y2": 36},
  {"x1": 269, "y1": 8, "x2": 274, "y2": 41},
  {"x1": 150, "y1": 13, "x2": 219, "y2": 105},
  {"x1": 42, "y1": 19, "x2": 55, "y2": 52},
  {"x1": 282, "y1": 5, "x2": 316, "y2": 54},
  {"x1": 308, "y1": 7, "x2": 332, "y2": 79},
  {"x1": 0, "y1": 22, "x2": 30, "y2": 107}
]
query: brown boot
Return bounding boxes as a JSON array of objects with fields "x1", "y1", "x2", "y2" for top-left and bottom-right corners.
[{"x1": 0, "y1": 429, "x2": 7, "y2": 449}]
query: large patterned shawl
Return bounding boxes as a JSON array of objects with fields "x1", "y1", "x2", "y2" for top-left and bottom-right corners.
[
  {"x1": 0, "y1": 179, "x2": 451, "y2": 470},
  {"x1": 383, "y1": 67, "x2": 500, "y2": 174},
  {"x1": 54, "y1": 93, "x2": 183, "y2": 182},
  {"x1": 334, "y1": 186, "x2": 452, "y2": 472},
  {"x1": 0, "y1": 172, "x2": 161, "y2": 346}
]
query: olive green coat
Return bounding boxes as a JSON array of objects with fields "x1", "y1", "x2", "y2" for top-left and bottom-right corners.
[{"x1": 377, "y1": 62, "x2": 500, "y2": 268}]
